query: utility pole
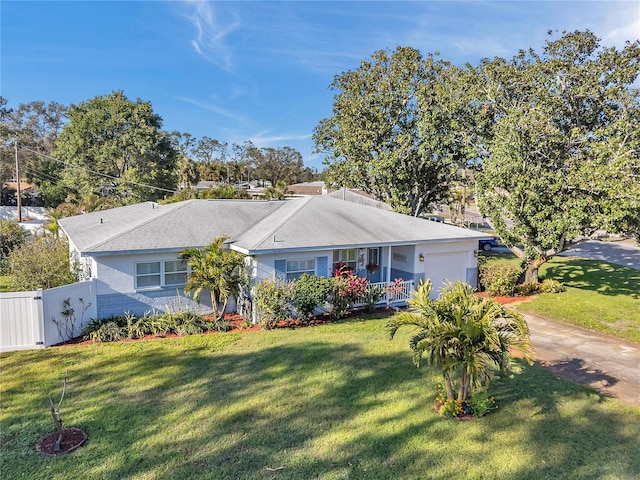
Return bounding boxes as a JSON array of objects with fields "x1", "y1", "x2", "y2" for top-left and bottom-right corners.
[{"x1": 15, "y1": 141, "x2": 22, "y2": 222}]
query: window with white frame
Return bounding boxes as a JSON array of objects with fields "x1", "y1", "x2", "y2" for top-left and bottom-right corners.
[
  {"x1": 333, "y1": 248, "x2": 356, "y2": 273},
  {"x1": 164, "y1": 259, "x2": 188, "y2": 286},
  {"x1": 286, "y1": 258, "x2": 316, "y2": 280},
  {"x1": 136, "y1": 260, "x2": 188, "y2": 289}
]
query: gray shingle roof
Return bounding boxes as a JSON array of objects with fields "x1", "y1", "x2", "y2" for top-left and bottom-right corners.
[
  {"x1": 59, "y1": 197, "x2": 488, "y2": 256},
  {"x1": 58, "y1": 200, "x2": 285, "y2": 255}
]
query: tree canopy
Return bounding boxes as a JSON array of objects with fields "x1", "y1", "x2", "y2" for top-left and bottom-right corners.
[
  {"x1": 473, "y1": 31, "x2": 640, "y2": 281},
  {"x1": 0, "y1": 99, "x2": 68, "y2": 206},
  {"x1": 55, "y1": 90, "x2": 178, "y2": 203},
  {"x1": 314, "y1": 47, "x2": 473, "y2": 216}
]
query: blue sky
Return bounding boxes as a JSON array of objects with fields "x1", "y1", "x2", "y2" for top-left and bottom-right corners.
[{"x1": 2, "y1": 1, "x2": 638, "y2": 171}]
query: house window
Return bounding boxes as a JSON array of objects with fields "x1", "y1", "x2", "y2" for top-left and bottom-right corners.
[
  {"x1": 136, "y1": 262, "x2": 161, "y2": 288},
  {"x1": 333, "y1": 248, "x2": 356, "y2": 273},
  {"x1": 164, "y1": 260, "x2": 188, "y2": 286},
  {"x1": 136, "y1": 260, "x2": 188, "y2": 289},
  {"x1": 286, "y1": 259, "x2": 316, "y2": 280}
]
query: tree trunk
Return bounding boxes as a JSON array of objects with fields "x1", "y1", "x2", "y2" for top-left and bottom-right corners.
[
  {"x1": 457, "y1": 370, "x2": 471, "y2": 402},
  {"x1": 443, "y1": 373, "x2": 455, "y2": 401},
  {"x1": 524, "y1": 257, "x2": 547, "y2": 284}
]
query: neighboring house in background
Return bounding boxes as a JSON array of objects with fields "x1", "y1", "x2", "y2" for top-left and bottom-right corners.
[{"x1": 58, "y1": 196, "x2": 489, "y2": 320}]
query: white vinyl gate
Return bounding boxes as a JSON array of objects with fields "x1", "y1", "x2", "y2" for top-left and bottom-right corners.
[
  {"x1": 0, "y1": 290, "x2": 45, "y2": 352},
  {"x1": 0, "y1": 280, "x2": 97, "y2": 353}
]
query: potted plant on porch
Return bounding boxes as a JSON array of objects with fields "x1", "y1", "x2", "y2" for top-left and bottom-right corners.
[{"x1": 366, "y1": 263, "x2": 379, "y2": 274}]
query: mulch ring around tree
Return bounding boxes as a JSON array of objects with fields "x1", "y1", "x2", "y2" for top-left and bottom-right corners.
[{"x1": 36, "y1": 428, "x2": 87, "y2": 457}]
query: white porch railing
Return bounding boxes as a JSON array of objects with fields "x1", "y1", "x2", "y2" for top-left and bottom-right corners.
[{"x1": 353, "y1": 279, "x2": 414, "y2": 308}]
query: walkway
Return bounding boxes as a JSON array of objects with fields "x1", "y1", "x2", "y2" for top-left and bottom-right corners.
[{"x1": 523, "y1": 312, "x2": 640, "y2": 408}]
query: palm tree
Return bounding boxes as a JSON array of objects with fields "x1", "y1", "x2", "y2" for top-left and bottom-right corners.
[
  {"x1": 179, "y1": 235, "x2": 246, "y2": 319},
  {"x1": 387, "y1": 280, "x2": 532, "y2": 402}
]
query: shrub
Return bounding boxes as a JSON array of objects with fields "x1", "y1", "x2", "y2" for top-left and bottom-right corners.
[
  {"x1": 85, "y1": 319, "x2": 126, "y2": 343},
  {"x1": 362, "y1": 284, "x2": 386, "y2": 313},
  {"x1": 292, "y1": 274, "x2": 332, "y2": 321},
  {"x1": 0, "y1": 219, "x2": 26, "y2": 273},
  {"x1": 467, "y1": 391, "x2": 497, "y2": 417},
  {"x1": 169, "y1": 311, "x2": 210, "y2": 335},
  {"x1": 328, "y1": 271, "x2": 369, "y2": 320},
  {"x1": 8, "y1": 235, "x2": 78, "y2": 290},
  {"x1": 515, "y1": 281, "x2": 540, "y2": 295},
  {"x1": 207, "y1": 319, "x2": 232, "y2": 332},
  {"x1": 479, "y1": 262, "x2": 522, "y2": 296},
  {"x1": 540, "y1": 278, "x2": 565, "y2": 293},
  {"x1": 127, "y1": 312, "x2": 153, "y2": 338},
  {"x1": 254, "y1": 278, "x2": 294, "y2": 329}
]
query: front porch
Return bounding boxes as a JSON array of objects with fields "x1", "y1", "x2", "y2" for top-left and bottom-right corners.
[{"x1": 353, "y1": 279, "x2": 415, "y2": 308}]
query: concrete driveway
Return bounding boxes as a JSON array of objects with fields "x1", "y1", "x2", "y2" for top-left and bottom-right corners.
[
  {"x1": 523, "y1": 313, "x2": 640, "y2": 408},
  {"x1": 559, "y1": 239, "x2": 640, "y2": 270},
  {"x1": 524, "y1": 239, "x2": 640, "y2": 407}
]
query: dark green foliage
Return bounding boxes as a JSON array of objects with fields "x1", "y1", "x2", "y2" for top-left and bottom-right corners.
[
  {"x1": 0, "y1": 219, "x2": 26, "y2": 273},
  {"x1": 55, "y1": 90, "x2": 178, "y2": 203},
  {"x1": 292, "y1": 274, "x2": 332, "y2": 320},
  {"x1": 475, "y1": 31, "x2": 640, "y2": 282},
  {"x1": 82, "y1": 310, "x2": 212, "y2": 342},
  {"x1": 479, "y1": 262, "x2": 522, "y2": 296},
  {"x1": 314, "y1": 47, "x2": 459, "y2": 216},
  {"x1": 86, "y1": 320, "x2": 125, "y2": 343},
  {"x1": 515, "y1": 281, "x2": 540, "y2": 296}
]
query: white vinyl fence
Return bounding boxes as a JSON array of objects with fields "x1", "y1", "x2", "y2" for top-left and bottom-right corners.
[{"x1": 0, "y1": 279, "x2": 97, "y2": 353}]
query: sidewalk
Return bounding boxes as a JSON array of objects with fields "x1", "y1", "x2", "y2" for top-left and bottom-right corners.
[{"x1": 523, "y1": 312, "x2": 640, "y2": 408}]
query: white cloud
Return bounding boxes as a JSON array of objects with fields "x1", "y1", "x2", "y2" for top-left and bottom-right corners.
[
  {"x1": 184, "y1": 1, "x2": 240, "y2": 71},
  {"x1": 249, "y1": 131, "x2": 312, "y2": 147},
  {"x1": 602, "y1": 2, "x2": 640, "y2": 46},
  {"x1": 175, "y1": 95, "x2": 248, "y2": 124}
]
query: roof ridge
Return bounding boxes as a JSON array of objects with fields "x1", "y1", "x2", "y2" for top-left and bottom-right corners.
[
  {"x1": 248, "y1": 197, "x2": 313, "y2": 247},
  {"x1": 87, "y1": 200, "x2": 195, "y2": 252}
]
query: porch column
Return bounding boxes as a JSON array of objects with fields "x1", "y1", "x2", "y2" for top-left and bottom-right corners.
[{"x1": 386, "y1": 246, "x2": 392, "y2": 306}]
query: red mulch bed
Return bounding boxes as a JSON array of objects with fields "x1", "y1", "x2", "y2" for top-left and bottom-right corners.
[
  {"x1": 36, "y1": 428, "x2": 87, "y2": 457},
  {"x1": 475, "y1": 292, "x2": 534, "y2": 305}
]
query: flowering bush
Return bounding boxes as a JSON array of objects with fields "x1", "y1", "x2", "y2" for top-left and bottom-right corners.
[
  {"x1": 387, "y1": 278, "x2": 406, "y2": 301},
  {"x1": 434, "y1": 378, "x2": 496, "y2": 418},
  {"x1": 329, "y1": 268, "x2": 370, "y2": 319}
]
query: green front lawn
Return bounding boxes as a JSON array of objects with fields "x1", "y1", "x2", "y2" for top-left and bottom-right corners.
[
  {"x1": 518, "y1": 257, "x2": 640, "y2": 343},
  {"x1": 2, "y1": 318, "x2": 638, "y2": 479}
]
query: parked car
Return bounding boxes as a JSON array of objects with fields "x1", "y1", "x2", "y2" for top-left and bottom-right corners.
[{"x1": 479, "y1": 237, "x2": 500, "y2": 251}]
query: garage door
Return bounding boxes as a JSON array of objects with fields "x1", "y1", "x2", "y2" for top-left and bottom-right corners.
[{"x1": 424, "y1": 252, "x2": 467, "y2": 298}]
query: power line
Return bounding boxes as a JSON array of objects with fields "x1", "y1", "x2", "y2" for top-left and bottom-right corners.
[
  {"x1": 18, "y1": 145, "x2": 179, "y2": 195},
  {"x1": 21, "y1": 165, "x2": 61, "y2": 184}
]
